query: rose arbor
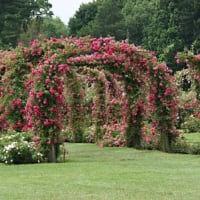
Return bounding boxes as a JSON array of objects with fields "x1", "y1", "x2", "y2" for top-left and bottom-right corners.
[
  {"x1": 176, "y1": 51, "x2": 200, "y2": 103},
  {"x1": 176, "y1": 51, "x2": 200, "y2": 119},
  {"x1": 0, "y1": 37, "x2": 178, "y2": 162}
]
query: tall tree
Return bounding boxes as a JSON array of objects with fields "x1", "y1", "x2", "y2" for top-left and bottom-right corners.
[
  {"x1": 177, "y1": 0, "x2": 200, "y2": 51},
  {"x1": 141, "y1": 0, "x2": 184, "y2": 71},
  {"x1": 19, "y1": 17, "x2": 68, "y2": 46},
  {"x1": 68, "y1": 1, "x2": 98, "y2": 37},
  {"x1": 0, "y1": 0, "x2": 52, "y2": 48},
  {"x1": 122, "y1": 0, "x2": 156, "y2": 45},
  {"x1": 91, "y1": 0, "x2": 127, "y2": 40}
]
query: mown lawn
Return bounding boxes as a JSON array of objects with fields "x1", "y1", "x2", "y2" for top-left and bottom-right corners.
[
  {"x1": 0, "y1": 143, "x2": 200, "y2": 200},
  {"x1": 184, "y1": 132, "x2": 200, "y2": 145}
]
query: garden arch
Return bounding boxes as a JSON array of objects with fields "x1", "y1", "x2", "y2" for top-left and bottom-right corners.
[
  {"x1": 176, "y1": 51, "x2": 200, "y2": 127},
  {"x1": 0, "y1": 37, "x2": 178, "y2": 162}
]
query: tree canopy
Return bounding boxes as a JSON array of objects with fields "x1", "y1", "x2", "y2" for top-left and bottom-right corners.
[
  {"x1": 0, "y1": 0, "x2": 53, "y2": 48},
  {"x1": 19, "y1": 17, "x2": 68, "y2": 46}
]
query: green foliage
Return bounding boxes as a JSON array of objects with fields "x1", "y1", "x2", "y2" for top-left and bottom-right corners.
[
  {"x1": 19, "y1": 17, "x2": 69, "y2": 46},
  {"x1": 177, "y1": 90, "x2": 197, "y2": 128},
  {"x1": 182, "y1": 116, "x2": 200, "y2": 133},
  {"x1": 142, "y1": 1, "x2": 183, "y2": 71},
  {"x1": 68, "y1": 0, "x2": 127, "y2": 40},
  {"x1": 68, "y1": 1, "x2": 98, "y2": 36},
  {"x1": 171, "y1": 136, "x2": 191, "y2": 154},
  {"x1": 0, "y1": 0, "x2": 53, "y2": 48},
  {"x1": 176, "y1": 0, "x2": 200, "y2": 47},
  {"x1": 122, "y1": 0, "x2": 156, "y2": 45},
  {"x1": 92, "y1": 0, "x2": 127, "y2": 40},
  {"x1": 183, "y1": 132, "x2": 200, "y2": 144},
  {"x1": 171, "y1": 134, "x2": 200, "y2": 154},
  {"x1": 189, "y1": 143, "x2": 200, "y2": 154},
  {"x1": 83, "y1": 129, "x2": 95, "y2": 143},
  {"x1": 40, "y1": 17, "x2": 68, "y2": 38},
  {"x1": 65, "y1": 70, "x2": 85, "y2": 143},
  {"x1": 62, "y1": 127, "x2": 95, "y2": 143},
  {"x1": 176, "y1": 52, "x2": 200, "y2": 134}
]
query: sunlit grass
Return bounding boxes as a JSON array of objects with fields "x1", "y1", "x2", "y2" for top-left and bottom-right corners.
[
  {"x1": 183, "y1": 132, "x2": 200, "y2": 144},
  {"x1": 0, "y1": 143, "x2": 200, "y2": 200}
]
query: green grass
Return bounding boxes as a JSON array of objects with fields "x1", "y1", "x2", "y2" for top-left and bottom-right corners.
[
  {"x1": 183, "y1": 132, "x2": 200, "y2": 145},
  {"x1": 1, "y1": 143, "x2": 200, "y2": 200}
]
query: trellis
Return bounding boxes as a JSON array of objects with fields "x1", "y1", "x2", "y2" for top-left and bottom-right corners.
[{"x1": 0, "y1": 37, "x2": 178, "y2": 162}]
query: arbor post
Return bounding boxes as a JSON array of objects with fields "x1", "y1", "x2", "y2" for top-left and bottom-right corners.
[{"x1": 48, "y1": 143, "x2": 57, "y2": 162}]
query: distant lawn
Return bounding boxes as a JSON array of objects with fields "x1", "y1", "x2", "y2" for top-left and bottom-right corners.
[
  {"x1": 1, "y1": 143, "x2": 200, "y2": 200},
  {"x1": 183, "y1": 132, "x2": 200, "y2": 145}
]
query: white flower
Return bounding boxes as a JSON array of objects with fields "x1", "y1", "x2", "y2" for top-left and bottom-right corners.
[
  {"x1": 37, "y1": 152, "x2": 43, "y2": 157},
  {"x1": 4, "y1": 142, "x2": 17, "y2": 152}
]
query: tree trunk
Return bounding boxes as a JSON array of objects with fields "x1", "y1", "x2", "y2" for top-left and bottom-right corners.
[
  {"x1": 48, "y1": 143, "x2": 57, "y2": 162},
  {"x1": 160, "y1": 131, "x2": 170, "y2": 152}
]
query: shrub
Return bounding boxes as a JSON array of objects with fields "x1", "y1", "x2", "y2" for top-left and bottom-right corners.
[
  {"x1": 62, "y1": 129, "x2": 74, "y2": 142},
  {"x1": 189, "y1": 143, "x2": 200, "y2": 154},
  {"x1": 0, "y1": 130, "x2": 43, "y2": 164},
  {"x1": 62, "y1": 127, "x2": 95, "y2": 143},
  {"x1": 1, "y1": 141, "x2": 43, "y2": 164},
  {"x1": 182, "y1": 115, "x2": 200, "y2": 133},
  {"x1": 98, "y1": 131, "x2": 126, "y2": 147},
  {"x1": 171, "y1": 136, "x2": 191, "y2": 154},
  {"x1": 83, "y1": 127, "x2": 95, "y2": 143},
  {"x1": 141, "y1": 134, "x2": 160, "y2": 150}
]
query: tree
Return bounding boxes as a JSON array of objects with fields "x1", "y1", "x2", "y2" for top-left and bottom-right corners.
[
  {"x1": 68, "y1": 1, "x2": 98, "y2": 37},
  {"x1": 122, "y1": 0, "x2": 156, "y2": 45},
  {"x1": 91, "y1": 0, "x2": 127, "y2": 40},
  {"x1": 176, "y1": 0, "x2": 200, "y2": 47},
  {"x1": 68, "y1": 0, "x2": 127, "y2": 40},
  {"x1": 0, "y1": 0, "x2": 52, "y2": 48},
  {"x1": 140, "y1": 1, "x2": 184, "y2": 71},
  {"x1": 19, "y1": 17, "x2": 69, "y2": 46}
]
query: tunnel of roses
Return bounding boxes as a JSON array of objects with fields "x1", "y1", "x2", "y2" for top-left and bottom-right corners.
[{"x1": 0, "y1": 37, "x2": 178, "y2": 162}]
